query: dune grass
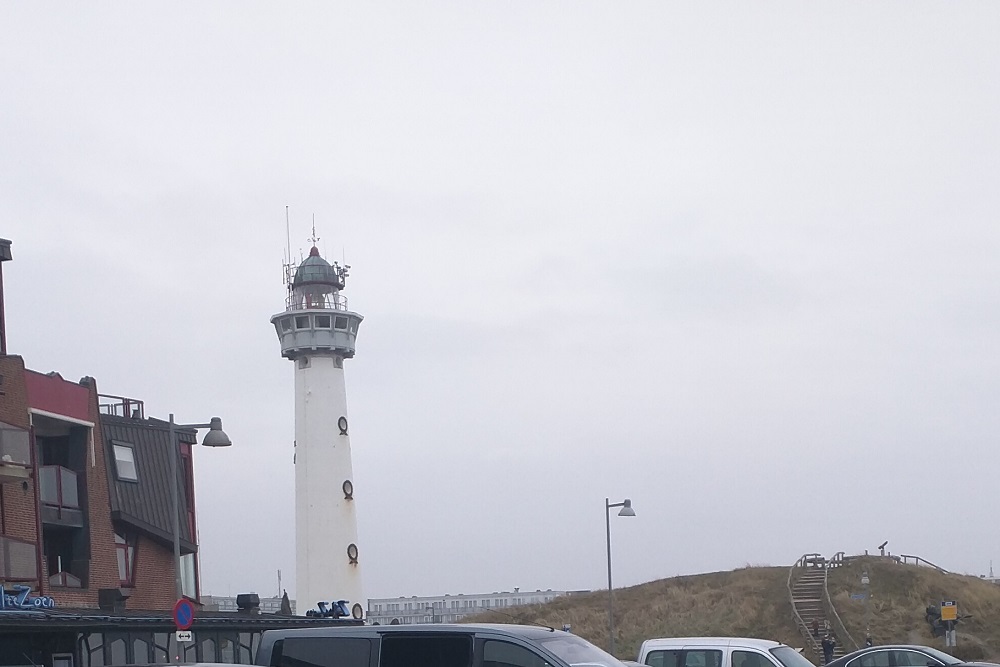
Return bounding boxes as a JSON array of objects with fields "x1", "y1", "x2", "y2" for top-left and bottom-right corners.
[
  {"x1": 465, "y1": 559, "x2": 1000, "y2": 662},
  {"x1": 827, "y1": 557, "x2": 1000, "y2": 661},
  {"x1": 465, "y1": 566, "x2": 803, "y2": 660}
]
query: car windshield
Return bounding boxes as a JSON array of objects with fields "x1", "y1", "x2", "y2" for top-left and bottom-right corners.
[
  {"x1": 771, "y1": 647, "x2": 818, "y2": 667},
  {"x1": 536, "y1": 634, "x2": 625, "y2": 667},
  {"x1": 918, "y1": 648, "x2": 962, "y2": 665}
]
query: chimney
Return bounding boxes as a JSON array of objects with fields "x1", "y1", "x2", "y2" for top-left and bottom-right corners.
[
  {"x1": 98, "y1": 588, "x2": 131, "y2": 613},
  {"x1": 0, "y1": 238, "x2": 11, "y2": 355},
  {"x1": 236, "y1": 593, "x2": 261, "y2": 615}
]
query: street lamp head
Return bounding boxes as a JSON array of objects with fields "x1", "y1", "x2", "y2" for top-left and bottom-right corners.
[
  {"x1": 201, "y1": 417, "x2": 232, "y2": 447},
  {"x1": 618, "y1": 499, "x2": 636, "y2": 517}
]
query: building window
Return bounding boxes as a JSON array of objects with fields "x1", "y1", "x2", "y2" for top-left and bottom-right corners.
[
  {"x1": 295, "y1": 315, "x2": 310, "y2": 330},
  {"x1": 180, "y1": 553, "x2": 197, "y2": 599},
  {"x1": 315, "y1": 315, "x2": 331, "y2": 328},
  {"x1": 280, "y1": 318, "x2": 292, "y2": 332},
  {"x1": 334, "y1": 316, "x2": 349, "y2": 330},
  {"x1": 115, "y1": 533, "x2": 136, "y2": 586},
  {"x1": 113, "y1": 444, "x2": 138, "y2": 481}
]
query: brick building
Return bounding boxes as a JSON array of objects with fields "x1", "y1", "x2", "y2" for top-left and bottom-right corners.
[
  {"x1": 0, "y1": 360, "x2": 196, "y2": 611},
  {"x1": 0, "y1": 239, "x2": 354, "y2": 667}
]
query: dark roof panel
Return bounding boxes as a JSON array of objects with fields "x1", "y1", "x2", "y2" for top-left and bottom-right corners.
[{"x1": 100, "y1": 414, "x2": 198, "y2": 549}]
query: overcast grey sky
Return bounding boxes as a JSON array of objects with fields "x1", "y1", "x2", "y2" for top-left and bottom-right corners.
[{"x1": 2, "y1": 3, "x2": 999, "y2": 601}]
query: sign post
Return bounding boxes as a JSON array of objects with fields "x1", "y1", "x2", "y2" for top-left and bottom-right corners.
[
  {"x1": 861, "y1": 571, "x2": 871, "y2": 637},
  {"x1": 173, "y1": 598, "x2": 195, "y2": 631},
  {"x1": 941, "y1": 601, "x2": 957, "y2": 647}
]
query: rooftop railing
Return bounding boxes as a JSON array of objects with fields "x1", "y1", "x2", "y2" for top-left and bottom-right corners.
[
  {"x1": 284, "y1": 292, "x2": 349, "y2": 311},
  {"x1": 99, "y1": 394, "x2": 145, "y2": 419}
]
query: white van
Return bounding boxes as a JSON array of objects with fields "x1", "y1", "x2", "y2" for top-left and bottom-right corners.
[{"x1": 638, "y1": 638, "x2": 816, "y2": 667}]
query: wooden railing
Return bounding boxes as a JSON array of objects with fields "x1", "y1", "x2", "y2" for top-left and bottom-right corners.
[
  {"x1": 788, "y1": 553, "x2": 823, "y2": 656},
  {"x1": 824, "y1": 552, "x2": 858, "y2": 650},
  {"x1": 899, "y1": 554, "x2": 950, "y2": 574}
]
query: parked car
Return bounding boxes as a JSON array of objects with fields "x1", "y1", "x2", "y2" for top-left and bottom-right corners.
[
  {"x1": 255, "y1": 623, "x2": 627, "y2": 667},
  {"x1": 824, "y1": 645, "x2": 999, "y2": 667},
  {"x1": 637, "y1": 638, "x2": 817, "y2": 667}
]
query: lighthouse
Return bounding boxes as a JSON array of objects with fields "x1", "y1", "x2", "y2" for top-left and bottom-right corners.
[{"x1": 271, "y1": 239, "x2": 365, "y2": 620}]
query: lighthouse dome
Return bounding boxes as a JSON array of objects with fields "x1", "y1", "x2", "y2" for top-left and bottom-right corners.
[{"x1": 292, "y1": 247, "x2": 343, "y2": 289}]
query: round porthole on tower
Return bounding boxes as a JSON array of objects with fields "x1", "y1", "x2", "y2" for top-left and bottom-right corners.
[
  {"x1": 347, "y1": 543, "x2": 359, "y2": 564},
  {"x1": 352, "y1": 603, "x2": 364, "y2": 620},
  {"x1": 342, "y1": 479, "x2": 354, "y2": 499},
  {"x1": 338, "y1": 416, "x2": 349, "y2": 434}
]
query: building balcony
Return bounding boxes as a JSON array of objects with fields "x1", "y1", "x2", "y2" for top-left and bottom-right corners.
[
  {"x1": 0, "y1": 421, "x2": 31, "y2": 483},
  {"x1": 48, "y1": 570, "x2": 83, "y2": 588},
  {"x1": 39, "y1": 465, "x2": 84, "y2": 527},
  {"x1": 0, "y1": 536, "x2": 38, "y2": 582}
]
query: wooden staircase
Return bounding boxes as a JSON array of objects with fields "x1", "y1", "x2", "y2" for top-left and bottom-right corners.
[{"x1": 788, "y1": 554, "x2": 853, "y2": 663}]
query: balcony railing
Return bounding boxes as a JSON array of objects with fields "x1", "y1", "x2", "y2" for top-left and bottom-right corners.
[
  {"x1": 0, "y1": 421, "x2": 31, "y2": 469},
  {"x1": 48, "y1": 570, "x2": 83, "y2": 588},
  {"x1": 0, "y1": 536, "x2": 38, "y2": 581},
  {"x1": 39, "y1": 465, "x2": 84, "y2": 527},
  {"x1": 40, "y1": 466, "x2": 79, "y2": 509}
]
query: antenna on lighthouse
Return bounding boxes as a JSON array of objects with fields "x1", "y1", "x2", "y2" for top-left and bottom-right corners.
[
  {"x1": 285, "y1": 206, "x2": 292, "y2": 266},
  {"x1": 310, "y1": 216, "x2": 320, "y2": 246}
]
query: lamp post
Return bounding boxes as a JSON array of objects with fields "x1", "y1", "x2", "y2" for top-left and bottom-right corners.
[
  {"x1": 167, "y1": 413, "x2": 232, "y2": 600},
  {"x1": 605, "y1": 497, "x2": 636, "y2": 656}
]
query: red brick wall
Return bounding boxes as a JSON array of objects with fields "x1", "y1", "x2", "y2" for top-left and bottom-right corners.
[
  {"x1": 44, "y1": 377, "x2": 122, "y2": 607},
  {"x1": 125, "y1": 534, "x2": 179, "y2": 610},
  {"x1": 0, "y1": 360, "x2": 184, "y2": 610},
  {"x1": 0, "y1": 355, "x2": 41, "y2": 587}
]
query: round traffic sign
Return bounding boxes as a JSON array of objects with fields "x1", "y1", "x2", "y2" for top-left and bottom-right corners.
[{"x1": 173, "y1": 598, "x2": 195, "y2": 630}]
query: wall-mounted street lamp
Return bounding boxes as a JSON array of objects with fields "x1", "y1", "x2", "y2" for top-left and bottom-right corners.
[{"x1": 167, "y1": 414, "x2": 232, "y2": 600}]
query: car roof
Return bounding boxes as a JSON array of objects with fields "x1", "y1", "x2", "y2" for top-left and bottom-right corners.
[
  {"x1": 641, "y1": 638, "x2": 784, "y2": 651},
  {"x1": 263, "y1": 623, "x2": 563, "y2": 640},
  {"x1": 828, "y1": 645, "x2": 949, "y2": 667}
]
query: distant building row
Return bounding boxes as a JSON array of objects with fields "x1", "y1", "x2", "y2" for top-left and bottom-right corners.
[{"x1": 367, "y1": 588, "x2": 583, "y2": 625}]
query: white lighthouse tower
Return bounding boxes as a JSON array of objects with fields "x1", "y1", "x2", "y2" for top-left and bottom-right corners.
[{"x1": 271, "y1": 236, "x2": 365, "y2": 620}]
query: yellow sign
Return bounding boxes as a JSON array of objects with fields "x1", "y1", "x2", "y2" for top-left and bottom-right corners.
[{"x1": 940, "y1": 602, "x2": 957, "y2": 621}]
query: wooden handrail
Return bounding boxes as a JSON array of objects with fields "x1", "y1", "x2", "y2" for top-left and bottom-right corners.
[
  {"x1": 824, "y1": 552, "x2": 858, "y2": 650},
  {"x1": 788, "y1": 553, "x2": 822, "y2": 656},
  {"x1": 899, "y1": 554, "x2": 949, "y2": 574}
]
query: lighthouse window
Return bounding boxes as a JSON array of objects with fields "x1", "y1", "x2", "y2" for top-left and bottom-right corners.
[
  {"x1": 349, "y1": 320, "x2": 359, "y2": 334},
  {"x1": 315, "y1": 315, "x2": 331, "y2": 328},
  {"x1": 295, "y1": 316, "x2": 310, "y2": 330},
  {"x1": 334, "y1": 316, "x2": 349, "y2": 330},
  {"x1": 280, "y1": 318, "x2": 292, "y2": 332}
]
